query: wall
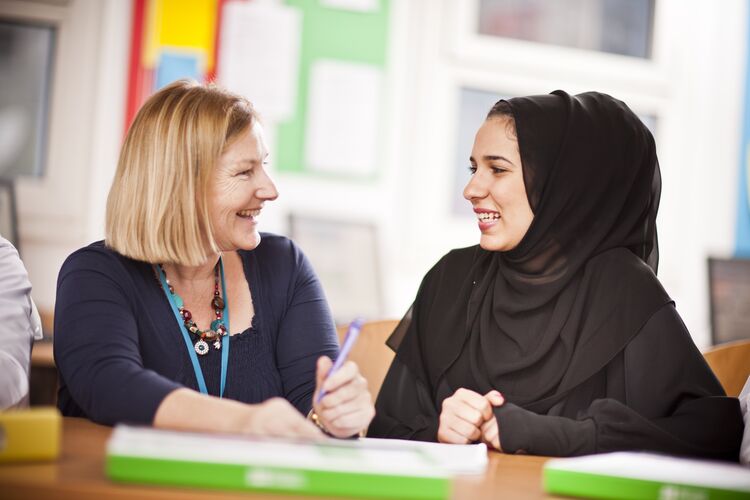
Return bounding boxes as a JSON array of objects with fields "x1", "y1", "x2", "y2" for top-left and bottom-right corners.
[{"x1": 0, "y1": 0, "x2": 130, "y2": 314}]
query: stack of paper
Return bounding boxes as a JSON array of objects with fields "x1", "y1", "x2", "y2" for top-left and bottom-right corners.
[
  {"x1": 543, "y1": 452, "x2": 750, "y2": 499},
  {"x1": 107, "y1": 425, "x2": 487, "y2": 499}
]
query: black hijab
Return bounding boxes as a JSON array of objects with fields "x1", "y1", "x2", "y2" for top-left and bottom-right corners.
[{"x1": 391, "y1": 91, "x2": 672, "y2": 412}]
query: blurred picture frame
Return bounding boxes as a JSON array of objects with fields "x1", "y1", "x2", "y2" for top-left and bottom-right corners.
[
  {"x1": 0, "y1": 179, "x2": 19, "y2": 251},
  {"x1": 708, "y1": 257, "x2": 750, "y2": 345},
  {"x1": 289, "y1": 214, "x2": 383, "y2": 324},
  {"x1": 0, "y1": 20, "x2": 55, "y2": 180}
]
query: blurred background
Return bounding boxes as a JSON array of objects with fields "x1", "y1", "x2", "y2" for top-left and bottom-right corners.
[{"x1": 1, "y1": 0, "x2": 749, "y2": 352}]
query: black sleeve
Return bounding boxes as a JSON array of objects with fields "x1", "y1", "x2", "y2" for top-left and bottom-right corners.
[
  {"x1": 495, "y1": 304, "x2": 743, "y2": 461},
  {"x1": 369, "y1": 355, "x2": 439, "y2": 441},
  {"x1": 54, "y1": 250, "x2": 182, "y2": 425},
  {"x1": 274, "y1": 242, "x2": 339, "y2": 415}
]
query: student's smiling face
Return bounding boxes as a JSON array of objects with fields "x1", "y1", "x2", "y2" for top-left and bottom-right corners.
[
  {"x1": 208, "y1": 123, "x2": 278, "y2": 252},
  {"x1": 463, "y1": 116, "x2": 534, "y2": 252}
]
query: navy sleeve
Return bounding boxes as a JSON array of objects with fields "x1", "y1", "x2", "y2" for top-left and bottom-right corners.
[
  {"x1": 54, "y1": 249, "x2": 182, "y2": 425},
  {"x1": 269, "y1": 239, "x2": 339, "y2": 414}
]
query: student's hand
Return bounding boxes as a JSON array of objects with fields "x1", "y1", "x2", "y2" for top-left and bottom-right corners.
[
  {"x1": 480, "y1": 390, "x2": 504, "y2": 451},
  {"x1": 313, "y1": 356, "x2": 375, "y2": 438},
  {"x1": 438, "y1": 388, "x2": 496, "y2": 444},
  {"x1": 242, "y1": 397, "x2": 323, "y2": 439}
]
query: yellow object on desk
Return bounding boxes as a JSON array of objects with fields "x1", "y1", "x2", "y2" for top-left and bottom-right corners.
[{"x1": 0, "y1": 407, "x2": 61, "y2": 462}]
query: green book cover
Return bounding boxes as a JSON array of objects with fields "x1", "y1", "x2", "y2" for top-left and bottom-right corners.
[
  {"x1": 106, "y1": 425, "x2": 487, "y2": 499},
  {"x1": 543, "y1": 452, "x2": 750, "y2": 500}
]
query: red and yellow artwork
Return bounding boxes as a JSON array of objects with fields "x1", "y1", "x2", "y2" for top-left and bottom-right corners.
[{"x1": 125, "y1": 0, "x2": 228, "y2": 129}]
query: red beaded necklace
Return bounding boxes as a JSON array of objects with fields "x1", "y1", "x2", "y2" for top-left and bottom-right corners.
[{"x1": 157, "y1": 262, "x2": 227, "y2": 356}]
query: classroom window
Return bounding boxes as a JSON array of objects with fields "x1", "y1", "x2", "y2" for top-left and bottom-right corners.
[{"x1": 477, "y1": 0, "x2": 655, "y2": 58}]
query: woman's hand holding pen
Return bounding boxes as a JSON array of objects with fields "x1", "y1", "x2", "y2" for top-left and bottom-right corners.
[
  {"x1": 313, "y1": 356, "x2": 375, "y2": 438},
  {"x1": 437, "y1": 388, "x2": 504, "y2": 450}
]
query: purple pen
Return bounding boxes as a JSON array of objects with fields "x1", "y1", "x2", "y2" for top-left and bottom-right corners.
[{"x1": 316, "y1": 317, "x2": 364, "y2": 403}]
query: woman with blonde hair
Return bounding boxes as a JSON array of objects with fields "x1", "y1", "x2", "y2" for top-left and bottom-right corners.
[{"x1": 54, "y1": 80, "x2": 374, "y2": 438}]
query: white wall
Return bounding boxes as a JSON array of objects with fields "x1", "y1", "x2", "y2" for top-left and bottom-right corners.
[
  {"x1": 1, "y1": 0, "x2": 129, "y2": 313},
  {"x1": 5, "y1": 0, "x2": 746, "y2": 349}
]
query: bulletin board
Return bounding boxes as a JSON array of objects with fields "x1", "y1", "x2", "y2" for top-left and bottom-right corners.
[
  {"x1": 125, "y1": 0, "x2": 391, "y2": 181},
  {"x1": 125, "y1": 0, "x2": 227, "y2": 129},
  {"x1": 275, "y1": 0, "x2": 390, "y2": 179}
]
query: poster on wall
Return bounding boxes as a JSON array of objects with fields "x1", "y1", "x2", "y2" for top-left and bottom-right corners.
[
  {"x1": 274, "y1": 0, "x2": 390, "y2": 176},
  {"x1": 304, "y1": 60, "x2": 382, "y2": 178},
  {"x1": 289, "y1": 214, "x2": 383, "y2": 324},
  {"x1": 0, "y1": 21, "x2": 55, "y2": 179},
  {"x1": 218, "y1": 1, "x2": 301, "y2": 121},
  {"x1": 125, "y1": 0, "x2": 223, "y2": 129}
]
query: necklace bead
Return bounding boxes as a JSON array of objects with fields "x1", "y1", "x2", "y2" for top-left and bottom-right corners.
[
  {"x1": 158, "y1": 261, "x2": 227, "y2": 355},
  {"x1": 212, "y1": 296, "x2": 225, "y2": 310}
]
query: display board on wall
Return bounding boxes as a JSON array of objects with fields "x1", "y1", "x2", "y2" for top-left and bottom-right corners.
[
  {"x1": 126, "y1": 0, "x2": 390, "y2": 182},
  {"x1": 276, "y1": 0, "x2": 389, "y2": 180},
  {"x1": 0, "y1": 20, "x2": 55, "y2": 180},
  {"x1": 708, "y1": 258, "x2": 750, "y2": 345},
  {"x1": 289, "y1": 213, "x2": 383, "y2": 323},
  {"x1": 125, "y1": 0, "x2": 224, "y2": 129}
]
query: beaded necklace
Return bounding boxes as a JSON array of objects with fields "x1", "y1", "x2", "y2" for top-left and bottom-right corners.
[{"x1": 157, "y1": 261, "x2": 228, "y2": 356}]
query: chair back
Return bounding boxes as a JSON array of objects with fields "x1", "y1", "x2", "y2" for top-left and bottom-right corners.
[
  {"x1": 336, "y1": 319, "x2": 398, "y2": 403},
  {"x1": 703, "y1": 339, "x2": 750, "y2": 397}
]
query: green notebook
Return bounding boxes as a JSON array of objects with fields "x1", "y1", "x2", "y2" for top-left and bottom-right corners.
[
  {"x1": 543, "y1": 452, "x2": 750, "y2": 499},
  {"x1": 106, "y1": 425, "x2": 487, "y2": 499}
]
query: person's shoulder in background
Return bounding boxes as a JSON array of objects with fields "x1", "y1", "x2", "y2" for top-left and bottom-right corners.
[{"x1": 0, "y1": 235, "x2": 43, "y2": 409}]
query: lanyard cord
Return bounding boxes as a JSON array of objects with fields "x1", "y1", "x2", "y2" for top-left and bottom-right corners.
[{"x1": 157, "y1": 257, "x2": 231, "y2": 397}]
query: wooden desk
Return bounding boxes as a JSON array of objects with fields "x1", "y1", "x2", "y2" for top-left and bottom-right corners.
[{"x1": 0, "y1": 418, "x2": 558, "y2": 499}]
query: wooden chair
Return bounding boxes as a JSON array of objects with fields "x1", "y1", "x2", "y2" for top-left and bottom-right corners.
[
  {"x1": 703, "y1": 339, "x2": 750, "y2": 397},
  {"x1": 336, "y1": 319, "x2": 398, "y2": 403}
]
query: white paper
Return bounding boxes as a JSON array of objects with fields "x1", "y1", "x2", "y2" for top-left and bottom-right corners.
[
  {"x1": 545, "y1": 452, "x2": 750, "y2": 491},
  {"x1": 108, "y1": 425, "x2": 487, "y2": 477},
  {"x1": 218, "y1": 2, "x2": 302, "y2": 121},
  {"x1": 305, "y1": 59, "x2": 382, "y2": 176},
  {"x1": 320, "y1": 0, "x2": 379, "y2": 13},
  {"x1": 357, "y1": 437, "x2": 488, "y2": 475}
]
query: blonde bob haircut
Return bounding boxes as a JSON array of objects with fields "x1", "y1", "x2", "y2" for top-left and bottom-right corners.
[{"x1": 105, "y1": 79, "x2": 258, "y2": 266}]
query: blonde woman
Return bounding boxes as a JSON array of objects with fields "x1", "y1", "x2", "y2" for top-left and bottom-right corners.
[{"x1": 54, "y1": 80, "x2": 374, "y2": 438}]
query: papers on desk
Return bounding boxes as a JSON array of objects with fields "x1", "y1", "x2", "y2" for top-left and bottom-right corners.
[
  {"x1": 106, "y1": 425, "x2": 487, "y2": 499},
  {"x1": 543, "y1": 452, "x2": 750, "y2": 499}
]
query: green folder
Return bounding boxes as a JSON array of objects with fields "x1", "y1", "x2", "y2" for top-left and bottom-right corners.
[
  {"x1": 106, "y1": 425, "x2": 487, "y2": 499},
  {"x1": 543, "y1": 452, "x2": 750, "y2": 500}
]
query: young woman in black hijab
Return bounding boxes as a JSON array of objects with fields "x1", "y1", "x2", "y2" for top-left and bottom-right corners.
[{"x1": 368, "y1": 90, "x2": 743, "y2": 460}]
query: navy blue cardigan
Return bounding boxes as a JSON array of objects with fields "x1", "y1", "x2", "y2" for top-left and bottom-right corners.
[{"x1": 54, "y1": 234, "x2": 339, "y2": 425}]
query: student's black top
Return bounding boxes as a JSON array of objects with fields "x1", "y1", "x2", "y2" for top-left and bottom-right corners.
[
  {"x1": 54, "y1": 234, "x2": 339, "y2": 425},
  {"x1": 368, "y1": 91, "x2": 743, "y2": 461}
]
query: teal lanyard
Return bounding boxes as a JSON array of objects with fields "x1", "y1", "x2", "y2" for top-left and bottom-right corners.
[{"x1": 156, "y1": 258, "x2": 231, "y2": 398}]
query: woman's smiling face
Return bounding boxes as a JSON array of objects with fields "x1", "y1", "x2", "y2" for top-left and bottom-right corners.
[
  {"x1": 463, "y1": 116, "x2": 534, "y2": 252},
  {"x1": 208, "y1": 122, "x2": 278, "y2": 252}
]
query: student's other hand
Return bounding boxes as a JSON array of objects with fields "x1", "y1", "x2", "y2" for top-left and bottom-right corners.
[
  {"x1": 243, "y1": 397, "x2": 323, "y2": 439},
  {"x1": 313, "y1": 356, "x2": 374, "y2": 438},
  {"x1": 480, "y1": 390, "x2": 504, "y2": 451},
  {"x1": 438, "y1": 388, "x2": 495, "y2": 444}
]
